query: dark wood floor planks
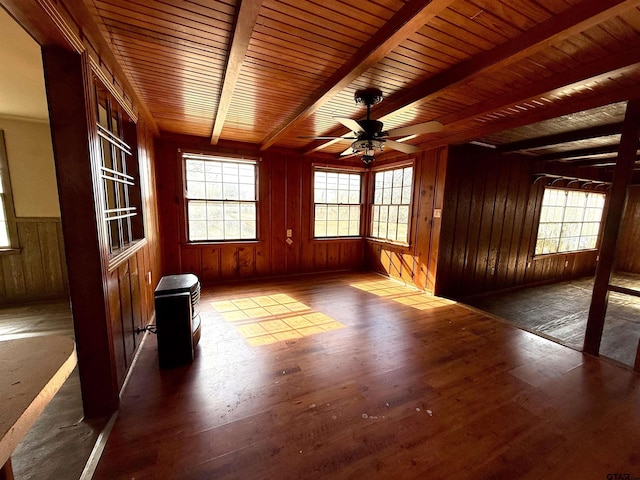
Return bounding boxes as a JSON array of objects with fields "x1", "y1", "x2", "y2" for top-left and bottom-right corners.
[{"x1": 93, "y1": 272, "x2": 640, "y2": 479}]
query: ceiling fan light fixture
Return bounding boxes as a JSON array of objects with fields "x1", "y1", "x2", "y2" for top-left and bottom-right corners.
[
  {"x1": 351, "y1": 138, "x2": 384, "y2": 155},
  {"x1": 351, "y1": 138, "x2": 384, "y2": 164}
]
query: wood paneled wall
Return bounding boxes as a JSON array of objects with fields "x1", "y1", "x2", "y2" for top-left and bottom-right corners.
[
  {"x1": 364, "y1": 147, "x2": 448, "y2": 293},
  {"x1": 0, "y1": 218, "x2": 68, "y2": 304},
  {"x1": 436, "y1": 145, "x2": 598, "y2": 299},
  {"x1": 617, "y1": 185, "x2": 640, "y2": 273},
  {"x1": 106, "y1": 123, "x2": 160, "y2": 388},
  {"x1": 156, "y1": 135, "x2": 365, "y2": 282}
]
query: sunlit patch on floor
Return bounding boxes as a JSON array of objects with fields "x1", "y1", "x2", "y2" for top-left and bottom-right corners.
[
  {"x1": 211, "y1": 294, "x2": 345, "y2": 346},
  {"x1": 350, "y1": 280, "x2": 446, "y2": 310}
]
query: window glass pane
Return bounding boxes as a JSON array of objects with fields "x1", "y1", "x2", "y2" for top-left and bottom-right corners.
[
  {"x1": 240, "y1": 221, "x2": 256, "y2": 239},
  {"x1": 184, "y1": 156, "x2": 257, "y2": 241},
  {"x1": 371, "y1": 166, "x2": 413, "y2": 243},
  {"x1": 534, "y1": 188, "x2": 605, "y2": 255},
  {"x1": 189, "y1": 221, "x2": 207, "y2": 241},
  {"x1": 225, "y1": 220, "x2": 240, "y2": 239},
  {"x1": 313, "y1": 169, "x2": 362, "y2": 238},
  {"x1": 207, "y1": 221, "x2": 223, "y2": 240},
  {"x1": 188, "y1": 180, "x2": 206, "y2": 199},
  {"x1": 0, "y1": 219, "x2": 8, "y2": 247}
]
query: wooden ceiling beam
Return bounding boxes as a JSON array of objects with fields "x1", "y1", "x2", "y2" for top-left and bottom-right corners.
[
  {"x1": 497, "y1": 122, "x2": 624, "y2": 153},
  {"x1": 537, "y1": 143, "x2": 640, "y2": 161},
  {"x1": 305, "y1": 0, "x2": 640, "y2": 155},
  {"x1": 414, "y1": 49, "x2": 640, "y2": 151},
  {"x1": 258, "y1": 0, "x2": 455, "y2": 151},
  {"x1": 210, "y1": 0, "x2": 262, "y2": 145},
  {"x1": 417, "y1": 83, "x2": 640, "y2": 153}
]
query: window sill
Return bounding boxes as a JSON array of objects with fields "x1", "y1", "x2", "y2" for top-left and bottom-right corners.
[
  {"x1": 313, "y1": 236, "x2": 362, "y2": 242},
  {"x1": 365, "y1": 237, "x2": 411, "y2": 249},
  {"x1": 107, "y1": 239, "x2": 148, "y2": 272},
  {"x1": 184, "y1": 240, "x2": 261, "y2": 247},
  {"x1": 532, "y1": 248, "x2": 598, "y2": 261},
  {"x1": 0, "y1": 247, "x2": 21, "y2": 256}
]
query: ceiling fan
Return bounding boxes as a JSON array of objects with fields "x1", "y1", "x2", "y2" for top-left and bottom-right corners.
[{"x1": 302, "y1": 88, "x2": 443, "y2": 165}]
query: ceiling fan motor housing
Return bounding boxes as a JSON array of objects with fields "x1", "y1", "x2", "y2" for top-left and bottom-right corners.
[
  {"x1": 358, "y1": 119, "x2": 384, "y2": 136},
  {"x1": 354, "y1": 88, "x2": 383, "y2": 106}
]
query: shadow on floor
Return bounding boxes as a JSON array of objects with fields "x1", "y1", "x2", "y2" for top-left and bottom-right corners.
[{"x1": 461, "y1": 273, "x2": 640, "y2": 368}]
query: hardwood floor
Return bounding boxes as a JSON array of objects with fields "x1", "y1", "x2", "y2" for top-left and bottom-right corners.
[
  {"x1": 464, "y1": 272, "x2": 640, "y2": 367},
  {"x1": 0, "y1": 299, "x2": 104, "y2": 480},
  {"x1": 93, "y1": 272, "x2": 640, "y2": 479}
]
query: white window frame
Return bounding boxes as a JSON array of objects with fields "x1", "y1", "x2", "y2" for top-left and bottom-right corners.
[
  {"x1": 370, "y1": 164, "x2": 414, "y2": 244},
  {"x1": 0, "y1": 130, "x2": 18, "y2": 250},
  {"x1": 183, "y1": 154, "x2": 258, "y2": 242},
  {"x1": 313, "y1": 168, "x2": 363, "y2": 238},
  {"x1": 535, "y1": 187, "x2": 606, "y2": 255}
]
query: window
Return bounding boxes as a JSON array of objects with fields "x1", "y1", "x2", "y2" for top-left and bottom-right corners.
[
  {"x1": 535, "y1": 187, "x2": 605, "y2": 255},
  {"x1": 95, "y1": 82, "x2": 144, "y2": 256},
  {"x1": 371, "y1": 165, "x2": 413, "y2": 244},
  {"x1": 313, "y1": 169, "x2": 362, "y2": 237},
  {"x1": 0, "y1": 130, "x2": 17, "y2": 249},
  {"x1": 184, "y1": 154, "x2": 257, "y2": 241}
]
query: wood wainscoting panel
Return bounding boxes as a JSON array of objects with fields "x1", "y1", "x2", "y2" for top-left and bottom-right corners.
[{"x1": 0, "y1": 218, "x2": 67, "y2": 304}]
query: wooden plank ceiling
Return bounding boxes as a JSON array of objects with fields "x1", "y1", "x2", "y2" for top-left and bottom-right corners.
[{"x1": 85, "y1": 0, "x2": 640, "y2": 171}]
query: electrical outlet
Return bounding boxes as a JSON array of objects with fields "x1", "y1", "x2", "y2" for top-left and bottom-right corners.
[{"x1": 286, "y1": 229, "x2": 292, "y2": 237}]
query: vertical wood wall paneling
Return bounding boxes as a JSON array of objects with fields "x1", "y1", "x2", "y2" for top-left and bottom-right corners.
[
  {"x1": 365, "y1": 147, "x2": 448, "y2": 293},
  {"x1": 412, "y1": 150, "x2": 435, "y2": 290},
  {"x1": 118, "y1": 262, "x2": 135, "y2": 370},
  {"x1": 437, "y1": 145, "x2": 599, "y2": 299},
  {"x1": 486, "y1": 157, "x2": 512, "y2": 291},
  {"x1": 617, "y1": 185, "x2": 640, "y2": 273},
  {"x1": 427, "y1": 150, "x2": 447, "y2": 293},
  {"x1": 0, "y1": 218, "x2": 68, "y2": 303},
  {"x1": 157, "y1": 137, "x2": 366, "y2": 283},
  {"x1": 464, "y1": 155, "x2": 488, "y2": 294},
  {"x1": 256, "y1": 157, "x2": 272, "y2": 277},
  {"x1": 107, "y1": 269, "x2": 126, "y2": 388},
  {"x1": 270, "y1": 155, "x2": 287, "y2": 276},
  {"x1": 285, "y1": 155, "x2": 302, "y2": 274}
]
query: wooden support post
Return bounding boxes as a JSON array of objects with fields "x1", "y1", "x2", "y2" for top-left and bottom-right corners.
[
  {"x1": 583, "y1": 100, "x2": 640, "y2": 355},
  {"x1": 42, "y1": 47, "x2": 119, "y2": 417}
]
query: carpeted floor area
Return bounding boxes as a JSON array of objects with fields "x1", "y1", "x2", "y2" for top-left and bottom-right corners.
[{"x1": 0, "y1": 299, "x2": 105, "y2": 480}]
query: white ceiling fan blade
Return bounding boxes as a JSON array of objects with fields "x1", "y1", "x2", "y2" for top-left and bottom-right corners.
[
  {"x1": 385, "y1": 121, "x2": 443, "y2": 137},
  {"x1": 339, "y1": 145, "x2": 355, "y2": 156},
  {"x1": 335, "y1": 117, "x2": 364, "y2": 133},
  {"x1": 385, "y1": 139, "x2": 421, "y2": 154}
]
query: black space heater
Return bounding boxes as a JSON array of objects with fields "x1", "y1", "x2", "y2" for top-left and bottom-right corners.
[{"x1": 154, "y1": 273, "x2": 201, "y2": 368}]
